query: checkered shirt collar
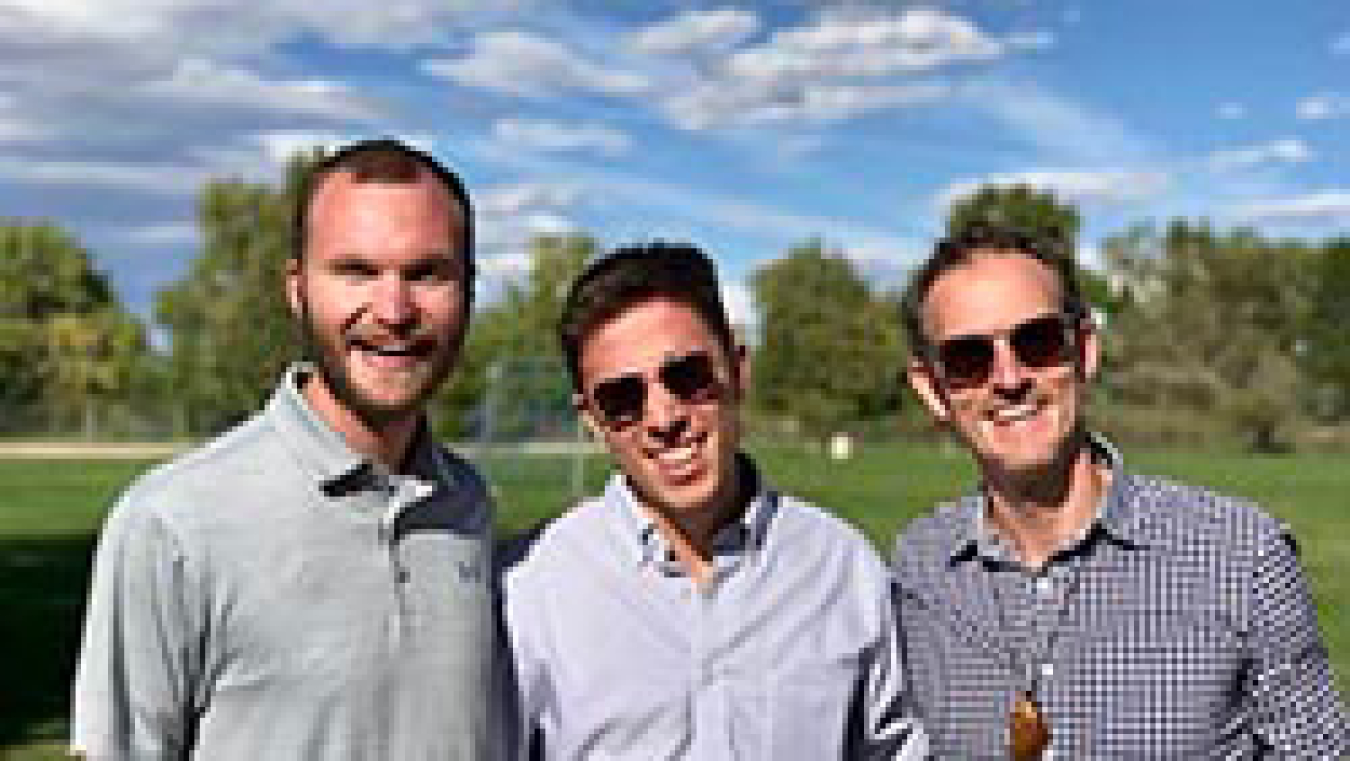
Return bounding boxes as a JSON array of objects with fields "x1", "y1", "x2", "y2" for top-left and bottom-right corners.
[{"x1": 950, "y1": 432, "x2": 1148, "y2": 563}]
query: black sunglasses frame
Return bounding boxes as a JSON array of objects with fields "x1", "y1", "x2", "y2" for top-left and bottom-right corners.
[
  {"x1": 926, "y1": 312, "x2": 1081, "y2": 388},
  {"x1": 586, "y1": 350, "x2": 724, "y2": 428}
]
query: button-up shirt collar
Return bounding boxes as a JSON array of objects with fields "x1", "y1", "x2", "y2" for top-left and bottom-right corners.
[
  {"x1": 607, "y1": 453, "x2": 775, "y2": 576},
  {"x1": 950, "y1": 433, "x2": 1147, "y2": 567}
]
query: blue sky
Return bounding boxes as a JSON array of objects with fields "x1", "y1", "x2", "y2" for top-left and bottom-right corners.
[{"x1": 2, "y1": 0, "x2": 1348, "y2": 329}]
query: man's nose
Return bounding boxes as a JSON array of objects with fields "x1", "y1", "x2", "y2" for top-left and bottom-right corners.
[
  {"x1": 989, "y1": 340, "x2": 1032, "y2": 393},
  {"x1": 371, "y1": 276, "x2": 415, "y2": 327},
  {"x1": 642, "y1": 379, "x2": 689, "y2": 436}
]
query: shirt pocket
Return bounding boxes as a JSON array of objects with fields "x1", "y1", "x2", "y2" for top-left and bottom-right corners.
[{"x1": 766, "y1": 657, "x2": 859, "y2": 760}]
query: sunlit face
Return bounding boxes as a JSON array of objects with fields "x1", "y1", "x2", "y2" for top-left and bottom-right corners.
[
  {"x1": 907, "y1": 253, "x2": 1097, "y2": 480},
  {"x1": 577, "y1": 297, "x2": 746, "y2": 521},
  {"x1": 287, "y1": 170, "x2": 469, "y2": 427}
]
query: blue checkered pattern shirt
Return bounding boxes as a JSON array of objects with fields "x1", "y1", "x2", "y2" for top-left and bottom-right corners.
[{"x1": 892, "y1": 437, "x2": 1349, "y2": 758}]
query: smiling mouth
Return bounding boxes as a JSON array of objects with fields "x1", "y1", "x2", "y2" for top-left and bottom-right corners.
[
  {"x1": 648, "y1": 431, "x2": 707, "y2": 477},
  {"x1": 989, "y1": 400, "x2": 1044, "y2": 425},
  {"x1": 349, "y1": 337, "x2": 435, "y2": 369}
]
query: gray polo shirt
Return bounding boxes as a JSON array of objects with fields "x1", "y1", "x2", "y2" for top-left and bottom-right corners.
[
  {"x1": 502, "y1": 458, "x2": 927, "y2": 760},
  {"x1": 72, "y1": 366, "x2": 501, "y2": 760}
]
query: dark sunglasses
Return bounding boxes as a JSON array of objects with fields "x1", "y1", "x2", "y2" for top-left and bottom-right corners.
[
  {"x1": 588, "y1": 351, "x2": 722, "y2": 428},
  {"x1": 928, "y1": 313, "x2": 1077, "y2": 388}
]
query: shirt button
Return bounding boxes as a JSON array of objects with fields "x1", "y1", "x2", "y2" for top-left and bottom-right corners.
[
  {"x1": 1035, "y1": 576, "x2": 1053, "y2": 596},
  {"x1": 1040, "y1": 662, "x2": 1055, "y2": 678},
  {"x1": 395, "y1": 568, "x2": 410, "y2": 583}
]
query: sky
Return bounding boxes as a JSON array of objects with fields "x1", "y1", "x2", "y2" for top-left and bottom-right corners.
[{"x1": 2, "y1": 0, "x2": 1348, "y2": 330}]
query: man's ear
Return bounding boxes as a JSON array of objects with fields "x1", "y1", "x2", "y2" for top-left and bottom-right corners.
[
  {"x1": 730, "y1": 344, "x2": 750, "y2": 402},
  {"x1": 906, "y1": 356, "x2": 952, "y2": 424},
  {"x1": 1076, "y1": 316, "x2": 1101, "y2": 383},
  {"x1": 285, "y1": 257, "x2": 303, "y2": 319},
  {"x1": 573, "y1": 392, "x2": 606, "y2": 441}
]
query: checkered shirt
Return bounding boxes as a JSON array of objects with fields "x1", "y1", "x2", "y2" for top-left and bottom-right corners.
[{"x1": 892, "y1": 438, "x2": 1349, "y2": 759}]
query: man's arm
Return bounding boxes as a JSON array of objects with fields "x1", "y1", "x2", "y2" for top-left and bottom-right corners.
[
  {"x1": 853, "y1": 577, "x2": 928, "y2": 760},
  {"x1": 71, "y1": 490, "x2": 202, "y2": 759},
  {"x1": 1247, "y1": 523, "x2": 1349, "y2": 757}
]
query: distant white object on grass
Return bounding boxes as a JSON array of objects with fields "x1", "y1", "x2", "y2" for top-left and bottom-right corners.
[{"x1": 829, "y1": 433, "x2": 855, "y2": 461}]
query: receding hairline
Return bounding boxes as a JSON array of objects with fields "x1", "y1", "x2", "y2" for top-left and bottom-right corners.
[
  {"x1": 304, "y1": 167, "x2": 468, "y2": 238},
  {"x1": 917, "y1": 247, "x2": 1068, "y2": 340}
]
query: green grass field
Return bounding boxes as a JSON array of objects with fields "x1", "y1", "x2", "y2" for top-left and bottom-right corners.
[{"x1": 2, "y1": 443, "x2": 1347, "y2": 758}]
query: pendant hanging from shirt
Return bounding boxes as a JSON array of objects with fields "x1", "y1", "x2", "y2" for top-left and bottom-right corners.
[{"x1": 1010, "y1": 691, "x2": 1050, "y2": 761}]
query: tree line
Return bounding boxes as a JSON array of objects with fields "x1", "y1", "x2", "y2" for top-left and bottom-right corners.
[{"x1": 4, "y1": 152, "x2": 1349, "y2": 452}]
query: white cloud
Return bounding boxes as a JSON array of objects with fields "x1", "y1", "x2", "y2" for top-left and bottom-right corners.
[
  {"x1": 964, "y1": 80, "x2": 1153, "y2": 165},
  {"x1": 1207, "y1": 138, "x2": 1311, "y2": 172},
  {"x1": 664, "y1": 80, "x2": 948, "y2": 130},
  {"x1": 478, "y1": 181, "x2": 584, "y2": 217},
  {"x1": 1296, "y1": 92, "x2": 1350, "y2": 120},
  {"x1": 628, "y1": 8, "x2": 760, "y2": 56},
  {"x1": 0, "y1": 156, "x2": 206, "y2": 194},
  {"x1": 1230, "y1": 191, "x2": 1350, "y2": 224},
  {"x1": 0, "y1": 0, "x2": 498, "y2": 58},
  {"x1": 728, "y1": 7, "x2": 1008, "y2": 81},
  {"x1": 473, "y1": 181, "x2": 587, "y2": 298},
  {"x1": 938, "y1": 169, "x2": 1171, "y2": 209},
  {"x1": 1217, "y1": 102, "x2": 1246, "y2": 120},
  {"x1": 1332, "y1": 33, "x2": 1350, "y2": 55},
  {"x1": 423, "y1": 31, "x2": 649, "y2": 98},
  {"x1": 122, "y1": 221, "x2": 198, "y2": 246},
  {"x1": 492, "y1": 118, "x2": 631, "y2": 156},
  {"x1": 138, "y1": 58, "x2": 378, "y2": 119}
]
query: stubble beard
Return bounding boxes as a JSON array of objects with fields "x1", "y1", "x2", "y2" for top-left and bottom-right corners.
[{"x1": 296, "y1": 293, "x2": 460, "y2": 430}]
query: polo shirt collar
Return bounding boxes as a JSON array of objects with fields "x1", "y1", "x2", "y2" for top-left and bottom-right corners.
[
  {"x1": 607, "y1": 452, "x2": 776, "y2": 569},
  {"x1": 949, "y1": 432, "x2": 1142, "y2": 564},
  {"x1": 267, "y1": 363, "x2": 448, "y2": 496}
]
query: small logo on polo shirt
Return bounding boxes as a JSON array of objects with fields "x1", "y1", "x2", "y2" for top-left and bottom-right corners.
[{"x1": 457, "y1": 558, "x2": 483, "y2": 583}]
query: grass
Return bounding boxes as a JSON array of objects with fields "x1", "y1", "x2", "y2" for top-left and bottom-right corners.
[{"x1": 2, "y1": 443, "x2": 1347, "y2": 758}]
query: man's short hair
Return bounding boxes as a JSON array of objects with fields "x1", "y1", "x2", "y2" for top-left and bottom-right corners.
[
  {"x1": 558, "y1": 242, "x2": 735, "y2": 390},
  {"x1": 293, "y1": 138, "x2": 475, "y2": 294},
  {"x1": 901, "y1": 223, "x2": 1084, "y2": 352}
]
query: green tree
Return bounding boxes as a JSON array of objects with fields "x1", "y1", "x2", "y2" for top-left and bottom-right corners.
[
  {"x1": 43, "y1": 308, "x2": 147, "y2": 437},
  {"x1": 751, "y1": 240, "x2": 904, "y2": 442},
  {"x1": 436, "y1": 233, "x2": 597, "y2": 440},
  {"x1": 1101, "y1": 220, "x2": 1309, "y2": 451},
  {"x1": 1298, "y1": 236, "x2": 1350, "y2": 420},
  {"x1": 157, "y1": 151, "x2": 319, "y2": 435},
  {"x1": 0, "y1": 220, "x2": 144, "y2": 433},
  {"x1": 946, "y1": 184, "x2": 1081, "y2": 256}
]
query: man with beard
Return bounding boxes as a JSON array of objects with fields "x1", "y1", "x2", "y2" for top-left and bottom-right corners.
[
  {"x1": 73, "y1": 139, "x2": 503, "y2": 760},
  {"x1": 892, "y1": 224, "x2": 1348, "y2": 758},
  {"x1": 502, "y1": 243, "x2": 926, "y2": 760}
]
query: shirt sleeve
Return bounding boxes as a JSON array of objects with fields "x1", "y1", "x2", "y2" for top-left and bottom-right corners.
[
  {"x1": 854, "y1": 576, "x2": 929, "y2": 761},
  {"x1": 71, "y1": 489, "x2": 203, "y2": 760},
  {"x1": 1247, "y1": 523, "x2": 1349, "y2": 758}
]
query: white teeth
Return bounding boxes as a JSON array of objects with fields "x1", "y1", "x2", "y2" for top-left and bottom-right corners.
[
  {"x1": 655, "y1": 444, "x2": 696, "y2": 464},
  {"x1": 993, "y1": 403, "x2": 1038, "y2": 422},
  {"x1": 362, "y1": 343, "x2": 415, "y2": 356}
]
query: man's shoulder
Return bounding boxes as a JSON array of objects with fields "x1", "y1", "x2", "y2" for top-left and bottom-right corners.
[
  {"x1": 1119, "y1": 471, "x2": 1288, "y2": 549},
  {"x1": 892, "y1": 497, "x2": 970, "y2": 570},
  {"x1": 770, "y1": 492, "x2": 883, "y2": 560},
  {"x1": 111, "y1": 412, "x2": 287, "y2": 529},
  {"x1": 498, "y1": 495, "x2": 608, "y2": 582}
]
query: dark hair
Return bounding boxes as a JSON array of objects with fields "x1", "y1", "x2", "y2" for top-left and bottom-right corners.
[
  {"x1": 293, "y1": 137, "x2": 475, "y2": 295},
  {"x1": 558, "y1": 242, "x2": 735, "y2": 390},
  {"x1": 901, "y1": 223, "x2": 1083, "y2": 353}
]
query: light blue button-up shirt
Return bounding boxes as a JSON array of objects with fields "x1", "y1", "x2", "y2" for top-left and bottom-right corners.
[{"x1": 502, "y1": 457, "x2": 927, "y2": 760}]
